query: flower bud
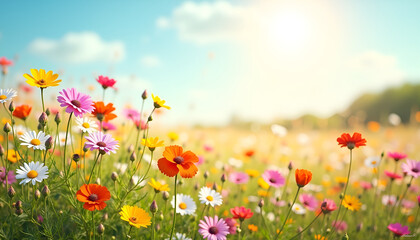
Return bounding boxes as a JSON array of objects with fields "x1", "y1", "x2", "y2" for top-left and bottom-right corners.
[
  {"x1": 339, "y1": 193, "x2": 344, "y2": 199},
  {"x1": 34, "y1": 189, "x2": 41, "y2": 200},
  {"x1": 162, "y1": 191, "x2": 170, "y2": 201},
  {"x1": 8, "y1": 101, "x2": 14, "y2": 112},
  {"x1": 258, "y1": 199, "x2": 264, "y2": 208},
  {"x1": 103, "y1": 213, "x2": 109, "y2": 221},
  {"x1": 83, "y1": 144, "x2": 89, "y2": 152},
  {"x1": 37, "y1": 215, "x2": 44, "y2": 223},
  {"x1": 127, "y1": 144, "x2": 134, "y2": 153},
  {"x1": 54, "y1": 113, "x2": 61, "y2": 125},
  {"x1": 3, "y1": 123, "x2": 11, "y2": 133},
  {"x1": 72, "y1": 154, "x2": 80, "y2": 162},
  {"x1": 142, "y1": 90, "x2": 148, "y2": 100},
  {"x1": 357, "y1": 222, "x2": 363, "y2": 232},
  {"x1": 204, "y1": 171, "x2": 209, "y2": 179},
  {"x1": 8, "y1": 186, "x2": 16, "y2": 198},
  {"x1": 148, "y1": 116, "x2": 153, "y2": 122},
  {"x1": 15, "y1": 208, "x2": 23, "y2": 215},
  {"x1": 130, "y1": 152, "x2": 136, "y2": 162},
  {"x1": 150, "y1": 200, "x2": 158, "y2": 213},
  {"x1": 37, "y1": 123, "x2": 43, "y2": 131},
  {"x1": 97, "y1": 223, "x2": 105, "y2": 235},
  {"x1": 38, "y1": 112, "x2": 48, "y2": 126},
  {"x1": 0, "y1": 145, "x2": 4, "y2": 157},
  {"x1": 95, "y1": 178, "x2": 101, "y2": 185},
  {"x1": 155, "y1": 223, "x2": 161, "y2": 231},
  {"x1": 221, "y1": 173, "x2": 226, "y2": 183},
  {"x1": 42, "y1": 185, "x2": 50, "y2": 197},
  {"x1": 194, "y1": 183, "x2": 199, "y2": 191},
  {"x1": 341, "y1": 233, "x2": 349, "y2": 240},
  {"x1": 288, "y1": 161, "x2": 293, "y2": 171},
  {"x1": 45, "y1": 136, "x2": 53, "y2": 150},
  {"x1": 45, "y1": 108, "x2": 51, "y2": 116},
  {"x1": 212, "y1": 182, "x2": 218, "y2": 191},
  {"x1": 111, "y1": 172, "x2": 118, "y2": 182},
  {"x1": 15, "y1": 200, "x2": 22, "y2": 209},
  {"x1": 159, "y1": 213, "x2": 164, "y2": 220}
]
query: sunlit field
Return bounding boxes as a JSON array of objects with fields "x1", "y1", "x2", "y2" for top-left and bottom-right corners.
[{"x1": 0, "y1": 68, "x2": 418, "y2": 240}]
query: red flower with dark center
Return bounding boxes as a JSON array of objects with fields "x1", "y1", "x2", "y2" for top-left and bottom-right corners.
[
  {"x1": 337, "y1": 132, "x2": 366, "y2": 150},
  {"x1": 76, "y1": 184, "x2": 111, "y2": 211},
  {"x1": 230, "y1": 206, "x2": 253, "y2": 221}
]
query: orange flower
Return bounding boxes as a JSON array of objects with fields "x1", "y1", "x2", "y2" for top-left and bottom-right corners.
[
  {"x1": 337, "y1": 132, "x2": 366, "y2": 150},
  {"x1": 92, "y1": 101, "x2": 117, "y2": 122},
  {"x1": 13, "y1": 104, "x2": 32, "y2": 120},
  {"x1": 157, "y1": 145, "x2": 199, "y2": 178},
  {"x1": 76, "y1": 184, "x2": 111, "y2": 211},
  {"x1": 295, "y1": 169, "x2": 312, "y2": 188}
]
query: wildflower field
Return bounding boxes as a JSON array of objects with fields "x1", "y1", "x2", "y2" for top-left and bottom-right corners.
[{"x1": 0, "y1": 65, "x2": 418, "y2": 240}]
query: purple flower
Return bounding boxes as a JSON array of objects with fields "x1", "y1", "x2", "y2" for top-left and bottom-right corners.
[
  {"x1": 299, "y1": 193, "x2": 318, "y2": 211},
  {"x1": 388, "y1": 223, "x2": 410, "y2": 237},
  {"x1": 0, "y1": 167, "x2": 16, "y2": 186},
  {"x1": 262, "y1": 170, "x2": 285, "y2": 188},
  {"x1": 228, "y1": 172, "x2": 249, "y2": 184},
  {"x1": 401, "y1": 159, "x2": 420, "y2": 178},
  {"x1": 85, "y1": 131, "x2": 119, "y2": 155},
  {"x1": 57, "y1": 88, "x2": 94, "y2": 118},
  {"x1": 199, "y1": 215, "x2": 230, "y2": 240},
  {"x1": 388, "y1": 152, "x2": 407, "y2": 161}
]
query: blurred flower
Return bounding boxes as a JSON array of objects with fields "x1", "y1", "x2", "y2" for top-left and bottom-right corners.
[
  {"x1": 262, "y1": 170, "x2": 285, "y2": 188},
  {"x1": 224, "y1": 218, "x2": 237, "y2": 235},
  {"x1": 158, "y1": 145, "x2": 198, "y2": 178},
  {"x1": 0, "y1": 167, "x2": 16, "y2": 185},
  {"x1": 388, "y1": 113, "x2": 401, "y2": 126},
  {"x1": 228, "y1": 172, "x2": 249, "y2": 184},
  {"x1": 148, "y1": 178, "x2": 170, "y2": 192},
  {"x1": 97, "y1": 75, "x2": 116, "y2": 89},
  {"x1": 167, "y1": 132, "x2": 179, "y2": 141},
  {"x1": 6, "y1": 149, "x2": 21, "y2": 163},
  {"x1": 337, "y1": 132, "x2": 366, "y2": 149},
  {"x1": 244, "y1": 149, "x2": 255, "y2": 157},
  {"x1": 134, "y1": 117, "x2": 147, "y2": 130},
  {"x1": 84, "y1": 131, "x2": 119, "y2": 155},
  {"x1": 320, "y1": 199, "x2": 337, "y2": 214},
  {"x1": 387, "y1": 223, "x2": 410, "y2": 237},
  {"x1": 360, "y1": 181, "x2": 372, "y2": 190},
  {"x1": 364, "y1": 156, "x2": 380, "y2": 168},
  {"x1": 92, "y1": 101, "x2": 117, "y2": 122},
  {"x1": 16, "y1": 161, "x2": 49, "y2": 185},
  {"x1": 101, "y1": 121, "x2": 116, "y2": 131},
  {"x1": 401, "y1": 199, "x2": 415, "y2": 209},
  {"x1": 119, "y1": 205, "x2": 151, "y2": 228},
  {"x1": 299, "y1": 194, "x2": 318, "y2": 211},
  {"x1": 401, "y1": 159, "x2": 420, "y2": 178},
  {"x1": 332, "y1": 220, "x2": 347, "y2": 232},
  {"x1": 57, "y1": 88, "x2": 94, "y2": 118},
  {"x1": 114, "y1": 163, "x2": 128, "y2": 173},
  {"x1": 388, "y1": 152, "x2": 407, "y2": 162},
  {"x1": 245, "y1": 169, "x2": 259, "y2": 178},
  {"x1": 367, "y1": 121, "x2": 381, "y2": 132},
  {"x1": 248, "y1": 224, "x2": 258, "y2": 232},
  {"x1": 342, "y1": 195, "x2": 361, "y2": 211},
  {"x1": 152, "y1": 93, "x2": 170, "y2": 109},
  {"x1": 76, "y1": 184, "x2": 111, "y2": 211},
  {"x1": 291, "y1": 203, "x2": 306, "y2": 215},
  {"x1": 258, "y1": 178, "x2": 270, "y2": 190},
  {"x1": 58, "y1": 132, "x2": 73, "y2": 147},
  {"x1": 19, "y1": 131, "x2": 50, "y2": 150},
  {"x1": 171, "y1": 194, "x2": 196, "y2": 215},
  {"x1": 123, "y1": 108, "x2": 140, "y2": 121},
  {"x1": 198, "y1": 187, "x2": 223, "y2": 207},
  {"x1": 198, "y1": 216, "x2": 229, "y2": 240},
  {"x1": 271, "y1": 124, "x2": 287, "y2": 137},
  {"x1": 75, "y1": 117, "x2": 98, "y2": 134},
  {"x1": 141, "y1": 137, "x2": 164, "y2": 151},
  {"x1": 230, "y1": 206, "x2": 253, "y2": 221},
  {"x1": 0, "y1": 57, "x2": 13, "y2": 70},
  {"x1": 228, "y1": 157, "x2": 243, "y2": 168},
  {"x1": 0, "y1": 89, "x2": 17, "y2": 103},
  {"x1": 13, "y1": 104, "x2": 32, "y2": 120},
  {"x1": 23, "y1": 69, "x2": 61, "y2": 88},
  {"x1": 295, "y1": 169, "x2": 312, "y2": 187},
  {"x1": 165, "y1": 233, "x2": 191, "y2": 240},
  {"x1": 384, "y1": 171, "x2": 402, "y2": 180}
]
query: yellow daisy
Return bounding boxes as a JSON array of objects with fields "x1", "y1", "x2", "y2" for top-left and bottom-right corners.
[
  {"x1": 141, "y1": 137, "x2": 164, "y2": 151},
  {"x1": 119, "y1": 205, "x2": 151, "y2": 228},
  {"x1": 151, "y1": 94, "x2": 170, "y2": 110},
  {"x1": 245, "y1": 169, "x2": 260, "y2": 178},
  {"x1": 23, "y1": 69, "x2": 61, "y2": 88},
  {"x1": 148, "y1": 178, "x2": 170, "y2": 192},
  {"x1": 342, "y1": 195, "x2": 362, "y2": 211}
]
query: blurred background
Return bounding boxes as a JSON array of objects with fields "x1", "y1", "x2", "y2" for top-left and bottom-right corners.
[{"x1": 1, "y1": 0, "x2": 420, "y2": 129}]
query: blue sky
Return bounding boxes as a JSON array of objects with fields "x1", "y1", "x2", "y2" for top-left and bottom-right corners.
[{"x1": 1, "y1": 0, "x2": 420, "y2": 126}]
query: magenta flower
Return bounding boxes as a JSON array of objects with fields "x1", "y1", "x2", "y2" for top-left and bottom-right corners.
[
  {"x1": 84, "y1": 131, "x2": 119, "y2": 155},
  {"x1": 97, "y1": 75, "x2": 116, "y2": 89},
  {"x1": 320, "y1": 199, "x2": 337, "y2": 214},
  {"x1": 401, "y1": 200, "x2": 415, "y2": 209},
  {"x1": 224, "y1": 218, "x2": 237, "y2": 235},
  {"x1": 360, "y1": 181, "x2": 372, "y2": 190},
  {"x1": 101, "y1": 121, "x2": 116, "y2": 131},
  {"x1": 57, "y1": 88, "x2": 94, "y2": 118},
  {"x1": 401, "y1": 159, "x2": 420, "y2": 178},
  {"x1": 123, "y1": 108, "x2": 140, "y2": 122},
  {"x1": 384, "y1": 171, "x2": 402, "y2": 180},
  {"x1": 198, "y1": 215, "x2": 230, "y2": 240},
  {"x1": 0, "y1": 167, "x2": 16, "y2": 186},
  {"x1": 388, "y1": 223, "x2": 410, "y2": 237},
  {"x1": 228, "y1": 172, "x2": 249, "y2": 184},
  {"x1": 271, "y1": 198, "x2": 286, "y2": 207},
  {"x1": 332, "y1": 220, "x2": 347, "y2": 232},
  {"x1": 388, "y1": 152, "x2": 407, "y2": 161},
  {"x1": 262, "y1": 170, "x2": 285, "y2": 188},
  {"x1": 299, "y1": 193, "x2": 318, "y2": 211},
  {"x1": 133, "y1": 116, "x2": 147, "y2": 130},
  {"x1": 417, "y1": 195, "x2": 420, "y2": 206}
]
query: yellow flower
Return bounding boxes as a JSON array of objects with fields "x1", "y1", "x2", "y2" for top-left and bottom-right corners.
[
  {"x1": 141, "y1": 137, "x2": 164, "y2": 151},
  {"x1": 314, "y1": 234, "x2": 327, "y2": 240},
  {"x1": 257, "y1": 190, "x2": 270, "y2": 197},
  {"x1": 245, "y1": 169, "x2": 259, "y2": 178},
  {"x1": 248, "y1": 224, "x2": 258, "y2": 232},
  {"x1": 151, "y1": 94, "x2": 170, "y2": 110},
  {"x1": 335, "y1": 177, "x2": 347, "y2": 185},
  {"x1": 6, "y1": 150, "x2": 21, "y2": 163},
  {"x1": 342, "y1": 195, "x2": 361, "y2": 211},
  {"x1": 258, "y1": 177, "x2": 270, "y2": 190},
  {"x1": 23, "y1": 69, "x2": 61, "y2": 88},
  {"x1": 148, "y1": 178, "x2": 170, "y2": 192},
  {"x1": 119, "y1": 205, "x2": 151, "y2": 228},
  {"x1": 167, "y1": 132, "x2": 179, "y2": 141}
]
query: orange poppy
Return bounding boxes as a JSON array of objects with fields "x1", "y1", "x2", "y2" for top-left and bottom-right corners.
[
  {"x1": 157, "y1": 145, "x2": 198, "y2": 178},
  {"x1": 337, "y1": 132, "x2": 366, "y2": 150},
  {"x1": 13, "y1": 104, "x2": 32, "y2": 120},
  {"x1": 76, "y1": 184, "x2": 111, "y2": 211},
  {"x1": 295, "y1": 169, "x2": 312, "y2": 188},
  {"x1": 92, "y1": 101, "x2": 117, "y2": 122}
]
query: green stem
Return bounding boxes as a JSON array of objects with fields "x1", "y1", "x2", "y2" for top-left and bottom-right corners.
[
  {"x1": 63, "y1": 112, "x2": 73, "y2": 178},
  {"x1": 169, "y1": 174, "x2": 178, "y2": 240},
  {"x1": 289, "y1": 212, "x2": 322, "y2": 240},
  {"x1": 92, "y1": 211, "x2": 95, "y2": 240},
  {"x1": 87, "y1": 153, "x2": 101, "y2": 185},
  {"x1": 277, "y1": 187, "x2": 301, "y2": 239},
  {"x1": 41, "y1": 88, "x2": 45, "y2": 113}
]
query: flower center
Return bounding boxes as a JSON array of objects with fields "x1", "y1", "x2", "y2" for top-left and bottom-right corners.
[
  {"x1": 174, "y1": 156, "x2": 184, "y2": 164},
  {"x1": 295, "y1": 207, "x2": 300, "y2": 210},
  {"x1": 206, "y1": 196, "x2": 214, "y2": 201},
  {"x1": 346, "y1": 142, "x2": 355, "y2": 149},
  {"x1": 97, "y1": 141, "x2": 107, "y2": 147},
  {"x1": 88, "y1": 194, "x2": 98, "y2": 201},
  {"x1": 130, "y1": 217, "x2": 137, "y2": 222},
  {"x1": 209, "y1": 226, "x2": 219, "y2": 234},
  {"x1": 37, "y1": 79, "x2": 46, "y2": 85},
  {"x1": 0, "y1": 95, "x2": 7, "y2": 100},
  {"x1": 30, "y1": 139, "x2": 41, "y2": 146},
  {"x1": 269, "y1": 178, "x2": 276, "y2": 183},
  {"x1": 412, "y1": 168, "x2": 419, "y2": 173},
  {"x1": 27, "y1": 170, "x2": 38, "y2": 178},
  {"x1": 82, "y1": 122, "x2": 90, "y2": 128},
  {"x1": 371, "y1": 161, "x2": 377, "y2": 165},
  {"x1": 71, "y1": 100, "x2": 81, "y2": 108},
  {"x1": 179, "y1": 202, "x2": 187, "y2": 209}
]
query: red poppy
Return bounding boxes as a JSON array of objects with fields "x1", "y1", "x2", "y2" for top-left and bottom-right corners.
[
  {"x1": 384, "y1": 170, "x2": 402, "y2": 180},
  {"x1": 76, "y1": 184, "x2": 111, "y2": 211},
  {"x1": 157, "y1": 145, "x2": 198, "y2": 178},
  {"x1": 337, "y1": 132, "x2": 366, "y2": 150},
  {"x1": 295, "y1": 169, "x2": 312, "y2": 188},
  {"x1": 230, "y1": 206, "x2": 253, "y2": 221},
  {"x1": 97, "y1": 75, "x2": 116, "y2": 89},
  {"x1": 13, "y1": 104, "x2": 32, "y2": 120},
  {"x1": 92, "y1": 101, "x2": 117, "y2": 122}
]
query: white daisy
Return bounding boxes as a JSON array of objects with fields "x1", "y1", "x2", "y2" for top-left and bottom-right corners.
[
  {"x1": 364, "y1": 156, "x2": 381, "y2": 168},
  {"x1": 171, "y1": 194, "x2": 196, "y2": 216},
  {"x1": 165, "y1": 233, "x2": 192, "y2": 240},
  {"x1": 75, "y1": 117, "x2": 98, "y2": 134},
  {"x1": 292, "y1": 203, "x2": 306, "y2": 215},
  {"x1": 114, "y1": 162, "x2": 128, "y2": 173},
  {"x1": 19, "y1": 131, "x2": 50, "y2": 150},
  {"x1": 198, "y1": 187, "x2": 223, "y2": 207},
  {"x1": 0, "y1": 89, "x2": 17, "y2": 103},
  {"x1": 16, "y1": 161, "x2": 49, "y2": 185},
  {"x1": 14, "y1": 125, "x2": 29, "y2": 137},
  {"x1": 58, "y1": 132, "x2": 73, "y2": 147}
]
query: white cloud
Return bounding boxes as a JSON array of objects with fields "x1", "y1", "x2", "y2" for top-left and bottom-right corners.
[
  {"x1": 140, "y1": 55, "x2": 161, "y2": 68},
  {"x1": 156, "y1": 17, "x2": 170, "y2": 29},
  {"x1": 28, "y1": 32, "x2": 125, "y2": 63}
]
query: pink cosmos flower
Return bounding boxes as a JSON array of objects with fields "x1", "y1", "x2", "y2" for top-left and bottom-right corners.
[
  {"x1": 101, "y1": 121, "x2": 116, "y2": 131},
  {"x1": 133, "y1": 116, "x2": 147, "y2": 130},
  {"x1": 382, "y1": 195, "x2": 397, "y2": 206},
  {"x1": 84, "y1": 131, "x2": 119, "y2": 155},
  {"x1": 401, "y1": 159, "x2": 420, "y2": 178},
  {"x1": 0, "y1": 167, "x2": 16, "y2": 186},
  {"x1": 96, "y1": 75, "x2": 116, "y2": 89},
  {"x1": 230, "y1": 206, "x2": 253, "y2": 221},
  {"x1": 224, "y1": 218, "x2": 237, "y2": 235},
  {"x1": 123, "y1": 108, "x2": 140, "y2": 122},
  {"x1": 57, "y1": 88, "x2": 94, "y2": 118},
  {"x1": 271, "y1": 198, "x2": 286, "y2": 207},
  {"x1": 388, "y1": 152, "x2": 407, "y2": 161},
  {"x1": 299, "y1": 193, "x2": 318, "y2": 211},
  {"x1": 262, "y1": 170, "x2": 285, "y2": 188},
  {"x1": 198, "y1": 215, "x2": 230, "y2": 240},
  {"x1": 197, "y1": 155, "x2": 205, "y2": 166},
  {"x1": 228, "y1": 172, "x2": 249, "y2": 184},
  {"x1": 320, "y1": 199, "x2": 337, "y2": 214},
  {"x1": 388, "y1": 223, "x2": 410, "y2": 237},
  {"x1": 384, "y1": 171, "x2": 402, "y2": 180},
  {"x1": 401, "y1": 200, "x2": 415, "y2": 209},
  {"x1": 203, "y1": 144, "x2": 214, "y2": 152},
  {"x1": 360, "y1": 181, "x2": 372, "y2": 190},
  {"x1": 332, "y1": 220, "x2": 347, "y2": 232}
]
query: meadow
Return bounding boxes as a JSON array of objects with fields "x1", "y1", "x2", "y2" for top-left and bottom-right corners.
[{"x1": 0, "y1": 66, "x2": 419, "y2": 240}]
